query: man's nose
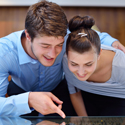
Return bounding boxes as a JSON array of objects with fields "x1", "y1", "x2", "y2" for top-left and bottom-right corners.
[{"x1": 48, "y1": 48, "x2": 56, "y2": 58}]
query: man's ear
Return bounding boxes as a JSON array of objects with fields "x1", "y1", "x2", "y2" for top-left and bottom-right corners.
[{"x1": 25, "y1": 30, "x2": 31, "y2": 42}]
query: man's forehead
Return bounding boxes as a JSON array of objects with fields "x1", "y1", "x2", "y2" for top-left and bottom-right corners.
[{"x1": 36, "y1": 35, "x2": 64, "y2": 45}]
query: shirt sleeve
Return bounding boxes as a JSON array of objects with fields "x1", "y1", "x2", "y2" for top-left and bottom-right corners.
[
  {"x1": 0, "y1": 49, "x2": 31, "y2": 116},
  {"x1": 0, "y1": 92, "x2": 32, "y2": 116},
  {"x1": 96, "y1": 30, "x2": 118, "y2": 46}
]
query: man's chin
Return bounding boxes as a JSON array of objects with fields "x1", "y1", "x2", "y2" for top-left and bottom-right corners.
[
  {"x1": 44, "y1": 63, "x2": 54, "y2": 67},
  {"x1": 40, "y1": 61, "x2": 55, "y2": 67}
]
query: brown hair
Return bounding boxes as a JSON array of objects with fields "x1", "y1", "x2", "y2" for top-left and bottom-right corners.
[
  {"x1": 66, "y1": 15, "x2": 101, "y2": 55},
  {"x1": 25, "y1": 0, "x2": 68, "y2": 41}
]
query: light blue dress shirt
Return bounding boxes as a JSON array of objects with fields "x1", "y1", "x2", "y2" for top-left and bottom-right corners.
[{"x1": 0, "y1": 30, "x2": 118, "y2": 116}]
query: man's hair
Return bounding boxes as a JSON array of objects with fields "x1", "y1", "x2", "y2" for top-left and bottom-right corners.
[{"x1": 25, "y1": 0, "x2": 68, "y2": 41}]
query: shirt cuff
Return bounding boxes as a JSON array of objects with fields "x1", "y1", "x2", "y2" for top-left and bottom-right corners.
[
  {"x1": 95, "y1": 30, "x2": 118, "y2": 46},
  {"x1": 14, "y1": 92, "x2": 32, "y2": 115},
  {"x1": 105, "y1": 38, "x2": 118, "y2": 46}
]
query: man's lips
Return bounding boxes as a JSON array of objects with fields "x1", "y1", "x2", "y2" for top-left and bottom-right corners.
[{"x1": 43, "y1": 55, "x2": 54, "y2": 61}]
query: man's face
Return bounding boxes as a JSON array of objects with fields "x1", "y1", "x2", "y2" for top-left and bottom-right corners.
[{"x1": 30, "y1": 35, "x2": 64, "y2": 66}]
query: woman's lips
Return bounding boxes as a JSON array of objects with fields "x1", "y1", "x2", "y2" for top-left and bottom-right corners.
[{"x1": 76, "y1": 73, "x2": 87, "y2": 78}]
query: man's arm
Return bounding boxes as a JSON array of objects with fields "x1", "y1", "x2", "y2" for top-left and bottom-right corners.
[
  {"x1": 0, "y1": 92, "x2": 31, "y2": 116},
  {"x1": 112, "y1": 41, "x2": 125, "y2": 53},
  {"x1": 96, "y1": 31, "x2": 125, "y2": 52},
  {"x1": 96, "y1": 30, "x2": 117, "y2": 46},
  {"x1": 0, "y1": 90, "x2": 65, "y2": 118}
]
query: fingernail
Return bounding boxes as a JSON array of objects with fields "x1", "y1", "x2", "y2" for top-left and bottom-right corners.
[
  {"x1": 61, "y1": 122, "x2": 66, "y2": 125},
  {"x1": 62, "y1": 114, "x2": 66, "y2": 119}
]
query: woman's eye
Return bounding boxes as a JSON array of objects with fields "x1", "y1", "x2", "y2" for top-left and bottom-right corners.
[
  {"x1": 71, "y1": 63, "x2": 77, "y2": 66},
  {"x1": 86, "y1": 64, "x2": 92, "y2": 66}
]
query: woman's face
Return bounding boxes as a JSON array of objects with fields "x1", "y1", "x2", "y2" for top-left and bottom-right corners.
[{"x1": 68, "y1": 49, "x2": 99, "y2": 81}]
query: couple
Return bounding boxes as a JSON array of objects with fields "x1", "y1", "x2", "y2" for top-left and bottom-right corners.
[{"x1": 0, "y1": 0, "x2": 125, "y2": 118}]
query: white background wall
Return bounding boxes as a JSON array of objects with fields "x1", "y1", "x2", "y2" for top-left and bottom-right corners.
[{"x1": 0, "y1": 0, "x2": 125, "y2": 7}]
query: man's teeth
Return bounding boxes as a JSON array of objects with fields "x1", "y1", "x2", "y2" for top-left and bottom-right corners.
[{"x1": 46, "y1": 57, "x2": 52, "y2": 59}]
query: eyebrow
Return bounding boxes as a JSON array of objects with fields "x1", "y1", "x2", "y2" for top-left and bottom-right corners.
[
  {"x1": 85, "y1": 61, "x2": 94, "y2": 64},
  {"x1": 70, "y1": 60, "x2": 93, "y2": 65},
  {"x1": 70, "y1": 61, "x2": 78, "y2": 65}
]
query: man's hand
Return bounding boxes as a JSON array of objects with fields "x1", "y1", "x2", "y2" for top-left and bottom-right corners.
[
  {"x1": 112, "y1": 41, "x2": 125, "y2": 53},
  {"x1": 28, "y1": 92, "x2": 66, "y2": 118}
]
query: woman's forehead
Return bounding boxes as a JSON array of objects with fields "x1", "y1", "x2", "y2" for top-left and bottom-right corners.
[{"x1": 68, "y1": 49, "x2": 97, "y2": 64}]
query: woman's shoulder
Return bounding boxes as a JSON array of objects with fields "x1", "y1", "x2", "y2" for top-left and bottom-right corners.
[{"x1": 101, "y1": 44, "x2": 125, "y2": 66}]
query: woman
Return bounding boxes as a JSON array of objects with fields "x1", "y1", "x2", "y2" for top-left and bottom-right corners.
[{"x1": 63, "y1": 15, "x2": 125, "y2": 116}]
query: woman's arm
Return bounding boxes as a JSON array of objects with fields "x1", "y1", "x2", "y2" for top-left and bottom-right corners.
[{"x1": 70, "y1": 91, "x2": 87, "y2": 116}]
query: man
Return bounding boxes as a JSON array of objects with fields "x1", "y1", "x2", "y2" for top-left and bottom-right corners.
[{"x1": 0, "y1": 0, "x2": 124, "y2": 118}]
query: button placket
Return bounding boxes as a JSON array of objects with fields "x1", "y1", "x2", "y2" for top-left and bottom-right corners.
[{"x1": 39, "y1": 65, "x2": 45, "y2": 91}]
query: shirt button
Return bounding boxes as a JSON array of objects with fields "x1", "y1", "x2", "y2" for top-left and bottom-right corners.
[
  {"x1": 41, "y1": 72, "x2": 43, "y2": 74},
  {"x1": 41, "y1": 81, "x2": 42, "y2": 83}
]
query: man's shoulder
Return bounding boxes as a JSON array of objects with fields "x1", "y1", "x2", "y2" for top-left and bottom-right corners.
[
  {"x1": 0, "y1": 30, "x2": 23, "y2": 57},
  {"x1": 0, "y1": 30, "x2": 23, "y2": 42}
]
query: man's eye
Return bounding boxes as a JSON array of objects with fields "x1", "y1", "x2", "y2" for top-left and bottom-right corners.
[
  {"x1": 42, "y1": 46, "x2": 49, "y2": 48},
  {"x1": 58, "y1": 44, "x2": 63, "y2": 47}
]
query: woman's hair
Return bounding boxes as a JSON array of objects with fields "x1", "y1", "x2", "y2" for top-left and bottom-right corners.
[
  {"x1": 25, "y1": 0, "x2": 68, "y2": 41},
  {"x1": 66, "y1": 15, "x2": 101, "y2": 55}
]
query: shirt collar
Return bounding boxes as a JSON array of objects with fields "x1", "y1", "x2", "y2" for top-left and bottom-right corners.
[{"x1": 17, "y1": 30, "x2": 38, "y2": 65}]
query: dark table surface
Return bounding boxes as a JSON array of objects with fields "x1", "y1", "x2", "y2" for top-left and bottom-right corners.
[{"x1": 0, "y1": 116, "x2": 125, "y2": 125}]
